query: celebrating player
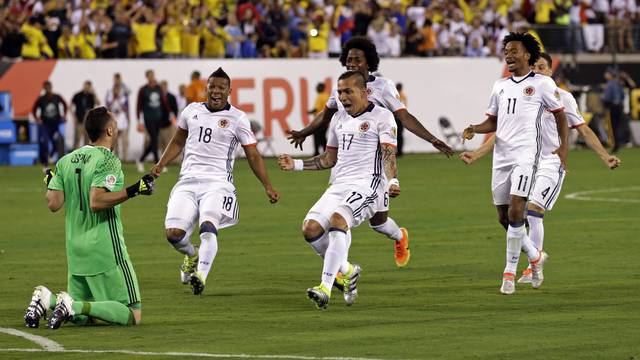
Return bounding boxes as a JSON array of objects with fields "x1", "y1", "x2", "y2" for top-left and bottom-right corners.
[
  {"x1": 151, "y1": 68, "x2": 279, "y2": 295},
  {"x1": 279, "y1": 71, "x2": 402, "y2": 309},
  {"x1": 460, "y1": 52, "x2": 621, "y2": 284},
  {"x1": 288, "y1": 36, "x2": 437, "y2": 268},
  {"x1": 461, "y1": 33, "x2": 569, "y2": 295},
  {"x1": 25, "y1": 106, "x2": 155, "y2": 329}
]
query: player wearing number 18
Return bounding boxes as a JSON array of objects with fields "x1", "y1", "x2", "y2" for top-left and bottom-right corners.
[
  {"x1": 151, "y1": 68, "x2": 279, "y2": 295},
  {"x1": 24, "y1": 106, "x2": 155, "y2": 330}
]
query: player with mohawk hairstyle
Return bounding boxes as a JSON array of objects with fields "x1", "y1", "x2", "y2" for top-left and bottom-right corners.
[{"x1": 151, "y1": 67, "x2": 279, "y2": 295}]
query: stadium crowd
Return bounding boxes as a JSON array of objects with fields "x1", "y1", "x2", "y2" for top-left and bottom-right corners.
[{"x1": 0, "y1": 0, "x2": 638, "y2": 60}]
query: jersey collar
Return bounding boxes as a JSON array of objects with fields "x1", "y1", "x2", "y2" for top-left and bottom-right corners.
[
  {"x1": 352, "y1": 102, "x2": 375, "y2": 118},
  {"x1": 203, "y1": 102, "x2": 231, "y2": 113},
  {"x1": 367, "y1": 75, "x2": 375, "y2": 83},
  {"x1": 509, "y1": 71, "x2": 535, "y2": 84}
]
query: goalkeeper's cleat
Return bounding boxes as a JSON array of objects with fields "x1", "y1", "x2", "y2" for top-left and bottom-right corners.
[
  {"x1": 530, "y1": 251, "x2": 548, "y2": 289},
  {"x1": 342, "y1": 263, "x2": 362, "y2": 306},
  {"x1": 24, "y1": 286, "x2": 52, "y2": 328},
  {"x1": 190, "y1": 271, "x2": 206, "y2": 295},
  {"x1": 517, "y1": 267, "x2": 533, "y2": 284},
  {"x1": 394, "y1": 227, "x2": 411, "y2": 267},
  {"x1": 306, "y1": 284, "x2": 330, "y2": 309},
  {"x1": 180, "y1": 250, "x2": 199, "y2": 284},
  {"x1": 47, "y1": 292, "x2": 75, "y2": 329},
  {"x1": 500, "y1": 273, "x2": 516, "y2": 295}
]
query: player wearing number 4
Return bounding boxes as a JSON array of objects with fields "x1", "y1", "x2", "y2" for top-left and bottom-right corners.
[
  {"x1": 151, "y1": 68, "x2": 279, "y2": 295},
  {"x1": 462, "y1": 33, "x2": 570, "y2": 295},
  {"x1": 460, "y1": 52, "x2": 621, "y2": 284},
  {"x1": 279, "y1": 71, "x2": 402, "y2": 309},
  {"x1": 25, "y1": 106, "x2": 154, "y2": 330}
]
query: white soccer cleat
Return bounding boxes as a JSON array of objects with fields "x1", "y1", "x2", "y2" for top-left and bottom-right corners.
[
  {"x1": 342, "y1": 263, "x2": 362, "y2": 306},
  {"x1": 517, "y1": 267, "x2": 533, "y2": 284},
  {"x1": 24, "y1": 286, "x2": 52, "y2": 328},
  {"x1": 47, "y1": 291, "x2": 75, "y2": 329},
  {"x1": 531, "y1": 251, "x2": 549, "y2": 289},
  {"x1": 500, "y1": 273, "x2": 516, "y2": 295}
]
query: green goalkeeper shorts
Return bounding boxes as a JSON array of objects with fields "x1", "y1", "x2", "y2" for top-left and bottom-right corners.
[{"x1": 68, "y1": 259, "x2": 141, "y2": 309}]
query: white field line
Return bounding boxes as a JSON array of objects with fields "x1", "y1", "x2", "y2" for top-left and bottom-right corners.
[
  {"x1": 564, "y1": 186, "x2": 640, "y2": 204},
  {"x1": 0, "y1": 328, "x2": 398, "y2": 360}
]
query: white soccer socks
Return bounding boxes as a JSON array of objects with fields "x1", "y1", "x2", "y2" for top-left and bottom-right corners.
[{"x1": 321, "y1": 228, "x2": 348, "y2": 292}]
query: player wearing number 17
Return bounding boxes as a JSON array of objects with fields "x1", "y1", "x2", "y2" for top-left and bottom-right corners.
[
  {"x1": 279, "y1": 71, "x2": 402, "y2": 309},
  {"x1": 151, "y1": 68, "x2": 279, "y2": 295},
  {"x1": 462, "y1": 33, "x2": 569, "y2": 295}
]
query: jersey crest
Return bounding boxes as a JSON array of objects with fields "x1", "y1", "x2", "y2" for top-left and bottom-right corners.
[
  {"x1": 218, "y1": 119, "x2": 230, "y2": 128},
  {"x1": 524, "y1": 86, "x2": 535, "y2": 96},
  {"x1": 359, "y1": 121, "x2": 370, "y2": 132}
]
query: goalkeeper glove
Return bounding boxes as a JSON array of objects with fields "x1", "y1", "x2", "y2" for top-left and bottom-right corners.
[
  {"x1": 126, "y1": 174, "x2": 155, "y2": 198},
  {"x1": 43, "y1": 168, "x2": 54, "y2": 187}
]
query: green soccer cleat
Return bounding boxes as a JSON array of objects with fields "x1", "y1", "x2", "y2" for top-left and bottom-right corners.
[
  {"x1": 180, "y1": 249, "x2": 199, "y2": 285},
  {"x1": 306, "y1": 284, "x2": 330, "y2": 309},
  {"x1": 47, "y1": 292, "x2": 75, "y2": 330},
  {"x1": 24, "y1": 286, "x2": 52, "y2": 328},
  {"x1": 190, "y1": 271, "x2": 206, "y2": 295}
]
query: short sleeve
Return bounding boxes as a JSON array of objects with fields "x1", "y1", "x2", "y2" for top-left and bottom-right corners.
[
  {"x1": 177, "y1": 105, "x2": 191, "y2": 130},
  {"x1": 378, "y1": 109, "x2": 398, "y2": 147},
  {"x1": 326, "y1": 114, "x2": 339, "y2": 149},
  {"x1": 236, "y1": 114, "x2": 257, "y2": 147},
  {"x1": 562, "y1": 92, "x2": 586, "y2": 128},
  {"x1": 485, "y1": 82, "x2": 499, "y2": 116},
  {"x1": 540, "y1": 77, "x2": 564, "y2": 113},
  {"x1": 380, "y1": 80, "x2": 406, "y2": 112},
  {"x1": 47, "y1": 161, "x2": 64, "y2": 191},
  {"x1": 92, "y1": 153, "x2": 123, "y2": 192},
  {"x1": 325, "y1": 85, "x2": 338, "y2": 109}
]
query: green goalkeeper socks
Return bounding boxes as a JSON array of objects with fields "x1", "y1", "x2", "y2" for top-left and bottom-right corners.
[{"x1": 73, "y1": 301, "x2": 134, "y2": 325}]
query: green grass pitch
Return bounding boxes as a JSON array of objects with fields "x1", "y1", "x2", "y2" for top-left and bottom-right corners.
[{"x1": 0, "y1": 149, "x2": 639, "y2": 360}]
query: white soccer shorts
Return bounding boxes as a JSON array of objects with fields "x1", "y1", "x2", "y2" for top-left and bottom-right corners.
[
  {"x1": 304, "y1": 178, "x2": 389, "y2": 230},
  {"x1": 165, "y1": 178, "x2": 239, "y2": 233},
  {"x1": 492, "y1": 164, "x2": 535, "y2": 205},
  {"x1": 529, "y1": 163, "x2": 565, "y2": 211}
]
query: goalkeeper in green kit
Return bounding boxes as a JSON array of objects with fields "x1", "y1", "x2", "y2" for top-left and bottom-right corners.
[{"x1": 24, "y1": 106, "x2": 155, "y2": 329}]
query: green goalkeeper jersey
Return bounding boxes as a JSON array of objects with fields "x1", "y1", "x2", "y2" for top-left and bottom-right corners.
[{"x1": 48, "y1": 145, "x2": 130, "y2": 276}]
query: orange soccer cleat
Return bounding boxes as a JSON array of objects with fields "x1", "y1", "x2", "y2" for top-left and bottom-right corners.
[{"x1": 394, "y1": 228, "x2": 411, "y2": 267}]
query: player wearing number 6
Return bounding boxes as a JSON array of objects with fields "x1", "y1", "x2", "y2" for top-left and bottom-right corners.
[
  {"x1": 151, "y1": 68, "x2": 279, "y2": 295},
  {"x1": 279, "y1": 71, "x2": 402, "y2": 309},
  {"x1": 461, "y1": 33, "x2": 570, "y2": 295}
]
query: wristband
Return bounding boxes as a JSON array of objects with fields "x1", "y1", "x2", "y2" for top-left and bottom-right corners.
[
  {"x1": 293, "y1": 159, "x2": 304, "y2": 171},
  {"x1": 388, "y1": 178, "x2": 400, "y2": 188},
  {"x1": 126, "y1": 183, "x2": 139, "y2": 198}
]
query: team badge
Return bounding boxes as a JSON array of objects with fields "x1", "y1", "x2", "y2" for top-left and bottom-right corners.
[
  {"x1": 554, "y1": 90, "x2": 561, "y2": 100},
  {"x1": 219, "y1": 119, "x2": 229, "y2": 128},
  {"x1": 391, "y1": 127, "x2": 397, "y2": 138},
  {"x1": 105, "y1": 174, "x2": 117, "y2": 190},
  {"x1": 366, "y1": 88, "x2": 372, "y2": 95},
  {"x1": 359, "y1": 121, "x2": 370, "y2": 132},
  {"x1": 523, "y1": 86, "x2": 535, "y2": 96}
]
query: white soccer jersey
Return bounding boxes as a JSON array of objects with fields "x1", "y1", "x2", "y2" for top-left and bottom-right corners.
[
  {"x1": 326, "y1": 103, "x2": 397, "y2": 185},
  {"x1": 326, "y1": 75, "x2": 406, "y2": 113},
  {"x1": 539, "y1": 88, "x2": 586, "y2": 165},
  {"x1": 486, "y1": 72, "x2": 564, "y2": 169},
  {"x1": 177, "y1": 102, "x2": 257, "y2": 182}
]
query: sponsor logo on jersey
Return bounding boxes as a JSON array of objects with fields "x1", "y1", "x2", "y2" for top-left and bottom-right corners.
[
  {"x1": 554, "y1": 90, "x2": 561, "y2": 100},
  {"x1": 524, "y1": 86, "x2": 535, "y2": 96},
  {"x1": 105, "y1": 174, "x2": 117, "y2": 189},
  {"x1": 359, "y1": 121, "x2": 370, "y2": 132},
  {"x1": 219, "y1": 119, "x2": 230, "y2": 128}
]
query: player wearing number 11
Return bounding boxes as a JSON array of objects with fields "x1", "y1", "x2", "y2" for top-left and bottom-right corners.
[{"x1": 151, "y1": 68, "x2": 279, "y2": 295}]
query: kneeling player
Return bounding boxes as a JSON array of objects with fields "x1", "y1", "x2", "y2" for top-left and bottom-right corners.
[
  {"x1": 279, "y1": 71, "x2": 402, "y2": 309},
  {"x1": 151, "y1": 68, "x2": 279, "y2": 295}
]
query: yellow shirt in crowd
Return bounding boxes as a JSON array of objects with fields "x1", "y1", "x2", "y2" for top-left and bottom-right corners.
[
  {"x1": 201, "y1": 26, "x2": 231, "y2": 58},
  {"x1": 76, "y1": 33, "x2": 97, "y2": 59},
  {"x1": 181, "y1": 29, "x2": 201, "y2": 57},
  {"x1": 535, "y1": 0, "x2": 556, "y2": 24},
  {"x1": 20, "y1": 23, "x2": 53, "y2": 59},
  {"x1": 132, "y1": 22, "x2": 158, "y2": 54},
  {"x1": 308, "y1": 22, "x2": 329, "y2": 52},
  {"x1": 161, "y1": 24, "x2": 182, "y2": 55},
  {"x1": 57, "y1": 36, "x2": 78, "y2": 58}
]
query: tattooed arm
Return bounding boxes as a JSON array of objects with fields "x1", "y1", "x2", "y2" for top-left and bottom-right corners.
[
  {"x1": 278, "y1": 147, "x2": 338, "y2": 171},
  {"x1": 381, "y1": 143, "x2": 400, "y2": 197}
]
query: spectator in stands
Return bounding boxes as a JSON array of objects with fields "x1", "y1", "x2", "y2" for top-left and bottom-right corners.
[
  {"x1": 418, "y1": 19, "x2": 437, "y2": 56},
  {"x1": 181, "y1": 20, "x2": 201, "y2": 58},
  {"x1": 105, "y1": 81, "x2": 130, "y2": 161},
  {"x1": 136, "y1": 70, "x2": 163, "y2": 172},
  {"x1": 32, "y1": 81, "x2": 66, "y2": 168},
  {"x1": 161, "y1": 16, "x2": 182, "y2": 58},
  {"x1": 224, "y1": 13, "x2": 244, "y2": 58},
  {"x1": 57, "y1": 24, "x2": 78, "y2": 58},
  {"x1": 131, "y1": 5, "x2": 159, "y2": 58},
  {"x1": 71, "y1": 80, "x2": 99, "y2": 149},
  {"x1": 101, "y1": 8, "x2": 132, "y2": 58},
  {"x1": 185, "y1": 71, "x2": 207, "y2": 104},
  {"x1": 308, "y1": 12, "x2": 330, "y2": 58},
  {"x1": 159, "y1": 80, "x2": 178, "y2": 159},
  {"x1": 202, "y1": 18, "x2": 231, "y2": 58},
  {"x1": 0, "y1": 14, "x2": 27, "y2": 60},
  {"x1": 368, "y1": 12, "x2": 390, "y2": 57},
  {"x1": 43, "y1": 17, "x2": 61, "y2": 58},
  {"x1": 21, "y1": 17, "x2": 53, "y2": 59}
]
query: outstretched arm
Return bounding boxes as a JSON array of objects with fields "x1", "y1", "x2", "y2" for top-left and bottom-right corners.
[
  {"x1": 576, "y1": 125, "x2": 621, "y2": 169},
  {"x1": 151, "y1": 127, "x2": 188, "y2": 177},
  {"x1": 459, "y1": 133, "x2": 495, "y2": 165},
  {"x1": 462, "y1": 115, "x2": 497, "y2": 141},
  {"x1": 287, "y1": 107, "x2": 337, "y2": 150},
  {"x1": 381, "y1": 143, "x2": 401, "y2": 197},
  {"x1": 393, "y1": 109, "x2": 453, "y2": 157},
  {"x1": 278, "y1": 146, "x2": 338, "y2": 171},
  {"x1": 244, "y1": 145, "x2": 279, "y2": 203}
]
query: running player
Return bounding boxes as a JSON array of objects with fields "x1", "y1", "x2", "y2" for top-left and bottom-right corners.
[
  {"x1": 460, "y1": 52, "x2": 621, "y2": 283},
  {"x1": 279, "y1": 70, "x2": 402, "y2": 308},
  {"x1": 151, "y1": 68, "x2": 279, "y2": 295},
  {"x1": 288, "y1": 36, "x2": 445, "y2": 268},
  {"x1": 25, "y1": 106, "x2": 155, "y2": 329},
  {"x1": 462, "y1": 33, "x2": 570, "y2": 295}
]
